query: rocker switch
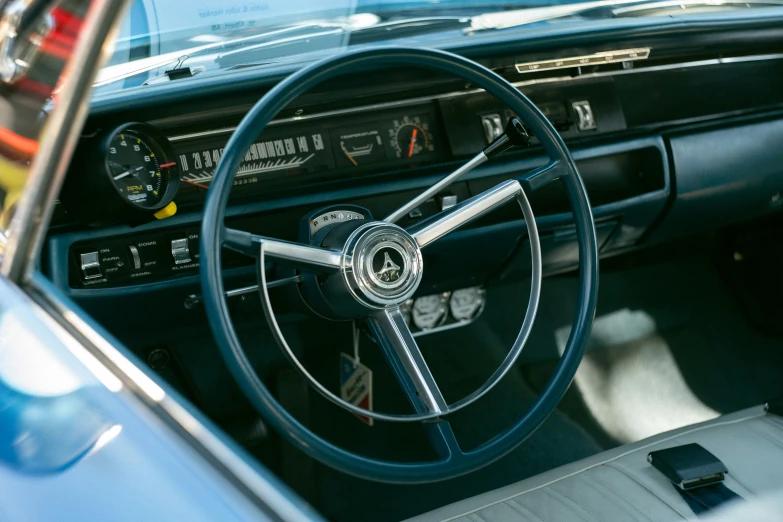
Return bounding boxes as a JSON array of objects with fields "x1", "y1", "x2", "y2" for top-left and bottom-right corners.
[
  {"x1": 171, "y1": 238, "x2": 192, "y2": 265},
  {"x1": 80, "y1": 252, "x2": 102, "y2": 280},
  {"x1": 128, "y1": 245, "x2": 142, "y2": 270},
  {"x1": 480, "y1": 114, "x2": 503, "y2": 143},
  {"x1": 572, "y1": 100, "x2": 596, "y2": 131}
]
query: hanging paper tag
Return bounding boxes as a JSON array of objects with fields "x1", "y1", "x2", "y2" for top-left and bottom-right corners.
[{"x1": 339, "y1": 352, "x2": 373, "y2": 426}]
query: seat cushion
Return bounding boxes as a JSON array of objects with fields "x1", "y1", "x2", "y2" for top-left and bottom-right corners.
[{"x1": 407, "y1": 405, "x2": 783, "y2": 521}]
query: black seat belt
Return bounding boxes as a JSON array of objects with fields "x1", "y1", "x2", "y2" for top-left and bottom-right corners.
[
  {"x1": 648, "y1": 443, "x2": 743, "y2": 517},
  {"x1": 674, "y1": 482, "x2": 742, "y2": 515}
]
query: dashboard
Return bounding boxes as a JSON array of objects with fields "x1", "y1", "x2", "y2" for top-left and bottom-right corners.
[{"x1": 44, "y1": 19, "x2": 783, "y2": 345}]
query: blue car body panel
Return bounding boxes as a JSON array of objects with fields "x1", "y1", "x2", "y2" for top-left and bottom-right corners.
[{"x1": 0, "y1": 276, "x2": 319, "y2": 522}]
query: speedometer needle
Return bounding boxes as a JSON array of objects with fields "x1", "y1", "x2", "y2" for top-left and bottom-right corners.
[
  {"x1": 407, "y1": 128, "x2": 418, "y2": 158},
  {"x1": 182, "y1": 179, "x2": 209, "y2": 190},
  {"x1": 113, "y1": 166, "x2": 144, "y2": 180}
]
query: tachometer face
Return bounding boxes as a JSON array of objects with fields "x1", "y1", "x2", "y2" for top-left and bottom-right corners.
[{"x1": 106, "y1": 128, "x2": 177, "y2": 210}]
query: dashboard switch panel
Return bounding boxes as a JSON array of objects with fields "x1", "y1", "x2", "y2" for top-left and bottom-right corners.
[
  {"x1": 80, "y1": 252, "x2": 102, "y2": 280},
  {"x1": 440, "y1": 195, "x2": 458, "y2": 211},
  {"x1": 69, "y1": 227, "x2": 247, "y2": 288},
  {"x1": 480, "y1": 114, "x2": 503, "y2": 143},
  {"x1": 171, "y1": 238, "x2": 192, "y2": 265},
  {"x1": 572, "y1": 100, "x2": 596, "y2": 131},
  {"x1": 128, "y1": 245, "x2": 141, "y2": 270}
]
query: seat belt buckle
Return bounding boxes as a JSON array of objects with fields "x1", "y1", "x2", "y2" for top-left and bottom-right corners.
[{"x1": 647, "y1": 443, "x2": 729, "y2": 491}]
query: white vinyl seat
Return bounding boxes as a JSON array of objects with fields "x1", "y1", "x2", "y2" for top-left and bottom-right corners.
[{"x1": 407, "y1": 405, "x2": 783, "y2": 521}]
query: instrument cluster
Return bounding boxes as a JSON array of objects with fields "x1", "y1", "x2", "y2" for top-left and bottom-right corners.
[
  {"x1": 174, "y1": 108, "x2": 442, "y2": 197},
  {"x1": 60, "y1": 103, "x2": 445, "y2": 227}
]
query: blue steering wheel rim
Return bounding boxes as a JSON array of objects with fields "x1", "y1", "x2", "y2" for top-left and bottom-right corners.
[{"x1": 200, "y1": 46, "x2": 599, "y2": 484}]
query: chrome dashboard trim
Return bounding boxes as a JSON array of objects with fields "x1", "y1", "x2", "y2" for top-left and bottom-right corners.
[
  {"x1": 166, "y1": 52, "x2": 783, "y2": 144},
  {"x1": 514, "y1": 47, "x2": 651, "y2": 73}
]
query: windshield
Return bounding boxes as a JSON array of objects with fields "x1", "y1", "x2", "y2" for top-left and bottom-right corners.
[{"x1": 96, "y1": 0, "x2": 783, "y2": 92}]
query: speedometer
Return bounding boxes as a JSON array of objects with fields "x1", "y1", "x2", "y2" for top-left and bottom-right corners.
[{"x1": 107, "y1": 127, "x2": 177, "y2": 209}]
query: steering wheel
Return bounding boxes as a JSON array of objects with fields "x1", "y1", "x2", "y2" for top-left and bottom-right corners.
[{"x1": 201, "y1": 47, "x2": 598, "y2": 484}]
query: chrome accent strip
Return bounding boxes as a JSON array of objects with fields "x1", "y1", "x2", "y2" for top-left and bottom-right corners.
[
  {"x1": 166, "y1": 52, "x2": 783, "y2": 145},
  {"x1": 514, "y1": 47, "x2": 650, "y2": 73},
  {"x1": 1, "y1": 0, "x2": 130, "y2": 282},
  {"x1": 384, "y1": 151, "x2": 488, "y2": 223}
]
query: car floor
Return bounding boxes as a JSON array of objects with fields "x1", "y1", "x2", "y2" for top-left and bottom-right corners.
[
  {"x1": 522, "y1": 246, "x2": 783, "y2": 450},
  {"x1": 255, "y1": 238, "x2": 783, "y2": 522}
]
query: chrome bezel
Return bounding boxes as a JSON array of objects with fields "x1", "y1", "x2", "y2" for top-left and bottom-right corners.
[{"x1": 343, "y1": 222, "x2": 423, "y2": 308}]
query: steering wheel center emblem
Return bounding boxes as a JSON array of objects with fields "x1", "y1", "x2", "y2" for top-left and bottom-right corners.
[
  {"x1": 347, "y1": 224, "x2": 424, "y2": 306},
  {"x1": 373, "y1": 249, "x2": 403, "y2": 283}
]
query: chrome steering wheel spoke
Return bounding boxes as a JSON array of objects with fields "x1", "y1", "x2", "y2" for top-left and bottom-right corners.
[
  {"x1": 223, "y1": 226, "x2": 343, "y2": 273},
  {"x1": 408, "y1": 160, "x2": 563, "y2": 248},
  {"x1": 366, "y1": 307, "x2": 465, "y2": 460},
  {"x1": 384, "y1": 116, "x2": 534, "y2": 225},
  {"x1": 409, "y1": 179, "x2": 523, "y2": 248},
  {"x1": 366, "y1": 307, "x2": 449, "y2": 414}
]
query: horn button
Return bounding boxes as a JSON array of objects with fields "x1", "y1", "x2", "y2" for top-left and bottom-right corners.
[{"x1": 345, "y1": 223, "x2": 423, "y2": 307}]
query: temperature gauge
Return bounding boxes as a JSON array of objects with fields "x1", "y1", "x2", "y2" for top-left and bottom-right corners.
[
  {"x1": 389, "y1": 114, "x2": 436, "y2": 159},
  {"x1": 332, "y1": 127, "x2": 387, "y2": 168}
]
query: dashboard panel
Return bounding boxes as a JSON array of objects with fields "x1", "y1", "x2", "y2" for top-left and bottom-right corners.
[{"x1": 51, "y1": 42, "x2": 783, "y2": 305}]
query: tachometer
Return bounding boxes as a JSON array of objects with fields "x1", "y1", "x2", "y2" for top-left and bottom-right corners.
[
  {"x1": 60, "y1": 122, "x2": 180, "y2": 226},
  {"x1": 107, "y1": 127, "x2": 177, "y2": 209}
]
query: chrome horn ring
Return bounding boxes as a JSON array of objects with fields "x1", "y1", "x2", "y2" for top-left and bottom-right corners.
[{"x1": 252, "y1": 181, "x2": 542, "y2": 422}]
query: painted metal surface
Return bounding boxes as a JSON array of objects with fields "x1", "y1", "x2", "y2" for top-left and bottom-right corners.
[{"x1": 0, "y1": 277, "x2": 285, "y2": 522}]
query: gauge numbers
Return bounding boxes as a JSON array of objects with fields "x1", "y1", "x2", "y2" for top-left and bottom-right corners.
[
  {"x1": 107, "y1": 129, "x2": 176, "y2": 209},
  {"x1": 178, "y1": 132, "x2": 328, "y2": 188}
]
